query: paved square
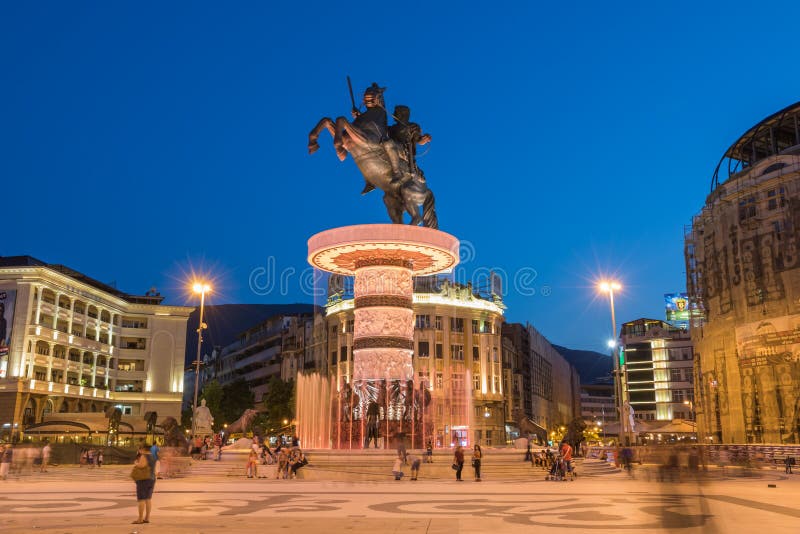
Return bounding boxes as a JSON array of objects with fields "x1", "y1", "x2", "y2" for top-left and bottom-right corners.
[{"x1": 1, "y1": 463, "x2": 799, "y2": 533}]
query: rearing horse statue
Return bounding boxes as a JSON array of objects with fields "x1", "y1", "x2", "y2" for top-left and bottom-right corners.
[{"x1": 308, "y1": 83, "x2": 438, "y2": 229}]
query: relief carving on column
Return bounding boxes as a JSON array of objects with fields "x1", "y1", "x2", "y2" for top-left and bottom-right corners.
[
  {"x1": 354, "y1": 307, "x2": 413, "y2": 340},
  {"x1": 354, "y1": 267, "x2": 413, "y2": 298},
  {"x1": 353, "y1": 348, "x2": 414, "y2": 381}
]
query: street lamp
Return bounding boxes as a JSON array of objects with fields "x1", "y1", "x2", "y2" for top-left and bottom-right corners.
[
  {"x1": 191, "y1": 281, "x2": 211, "y2": 439},
  {"x1": 598, "y1": 280, "x2": 628, "y2": 445}
]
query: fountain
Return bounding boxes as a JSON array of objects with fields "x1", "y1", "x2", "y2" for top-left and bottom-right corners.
[{"x1": 303, "y1": 224, "x2": 459, "y2": 449}]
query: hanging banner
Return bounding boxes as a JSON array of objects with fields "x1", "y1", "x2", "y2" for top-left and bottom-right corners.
[{"x1": 0, "y1": 289, "x2": 17, "y2": 378}]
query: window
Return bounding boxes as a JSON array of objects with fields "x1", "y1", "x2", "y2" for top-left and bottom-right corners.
[
  {"x1": 473, "y1": 374, "x2": 481, "y2": 390},
  {"x1": 416, "y1": 315, "x2": 431, "y2": 329},
  {"x1": 331, "y1": 350, "x2": 337, "y2": 363},
  {"x1": 492, "y1": 347, "x2": 499, "y2": 362},
  {"x1": 435, "y1": 373, "x2": 443, "y2": 389},
  {"x1": 450, "y1": 344, "x2": 464, "y2": 361},
  {"x1": 493, "y1": 376, "x2": 500, "y2": 392},
  {"x1": 483, "y1": 320, "x2": 493, "y2": 334},
  {"x1": 340, "y1": 346, "x2": 348, "y2": 362},
  {"x1": 738, "y1": 196, "x2": 757, "y2": 222},
  {"x1": 670, "y1": 368, "x2": 682, "y2": 382},
  {"x1": 767, "y1": 187, "x2": 786, "y2": 210},
  {"x1": 472, "y1": 320, "x2": 480, "y2": 333},
  {"x1": 450, "y1": 318, "x2": 464, "y2": 333},
  {"x1": 418, "y1": 341, "x2": 430, "y2": 358},
  {"x1": 435, "y1": 343, "x2": 443, "y2": 359},
  {"x1": 683, "y1": 369, "x2": 693, "y2": 382},
  {"x1": 451, "y1": 373, "x2": 464, "y2": 391},
  {"x1": 672, "y1": 389, "x2": 685, "y2": 402},
  {"x1": 472, "y1": 346, "x2": 480, "y2": 361},
  {"x1": 434, "y1": 316, "x2": 443, "y2": 330},
  {"x1": 345, "y1": 320, "x2": 354, "y2": 333}
]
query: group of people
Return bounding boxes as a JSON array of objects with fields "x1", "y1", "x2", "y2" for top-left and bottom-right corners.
[
  {"x1": 191, "y1": 434, "x2": 223, "y2": 461},
  {"x1": 246, "y1": 436, "x2": 306, "y2": 479},
  {"x1": 79, "y1": 447, "x2": 104, "y2": 467},
  {"x1": 0, "y1": 441, "x2": 54, "y2": 479},
  {"x1": 452, "y1": 444, "x2": 482, "y2": 482}
]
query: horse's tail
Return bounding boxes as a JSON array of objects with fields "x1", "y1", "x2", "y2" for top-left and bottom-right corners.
[{"x1": 423, "y1": 191, "x2": 438, "y2": 229}]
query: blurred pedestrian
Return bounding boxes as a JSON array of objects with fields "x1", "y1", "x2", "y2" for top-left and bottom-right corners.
[
  {"x1": 472, "y1": 444, "x2": 482, "y2": 481},
  {"x1": 0, "y1": 444, "x2": 12, "y2": 480},
  {"x1": 392, "y1": 453, "x2": 404, "y2": 480},
  {"x1": 408, "y1": 453, "x2": 421, "y2": 480},
  {"x1": 40, "y1": 441, "x2": 51, "y2": 473},
  {"x1": 453, "y1": 445, "x2": 464, "y2": 481}
]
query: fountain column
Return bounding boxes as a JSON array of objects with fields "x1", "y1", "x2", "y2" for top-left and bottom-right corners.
[{"x1": 308, "y1": 224, "x2": 459, "y2": 449}]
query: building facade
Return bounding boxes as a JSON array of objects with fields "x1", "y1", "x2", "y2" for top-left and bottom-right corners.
[
  {"x1": 186, "y1": 312, "x2": 314, "y2": 404},
  {"x1": 326, "y1": 277, "x2": 508, "y2": 447},
  {"x1": 0, "y1": 256, "x2": 192, "y2": 442},
  {"x1": 619, "y1": 319, "x2": 694, "y2": 428},
  {"x1": 685, "y1": 101, "x2": 800, "y2": 444}
]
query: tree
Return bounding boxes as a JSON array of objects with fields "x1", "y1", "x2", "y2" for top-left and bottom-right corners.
[
  {"x1": 261, "y1": 376, "x2": 294, "y2": 432},
  {"x1": 220, "y1": 379, "x2": 255, "y2": 425}
]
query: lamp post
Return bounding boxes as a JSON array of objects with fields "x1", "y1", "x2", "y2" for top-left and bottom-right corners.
[
  {"x1": 598, "y1": 280, "x2": 627, "y2": 445},
  {"x1": 191, "y1": 282, "x2": 211, "y2": 439}
]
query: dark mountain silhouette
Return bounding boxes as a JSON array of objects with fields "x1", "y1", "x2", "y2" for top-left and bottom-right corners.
[
  {"x1": 185, "y1": 303, "x2": 315, "y2": 366},
  {"x1": 553, "y1": 344, "x2": 613, "y2": 384}
]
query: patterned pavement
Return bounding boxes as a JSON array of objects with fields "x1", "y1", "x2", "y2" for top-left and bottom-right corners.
[{"x1": 0, "y1": 464, "x2": 798, "y2": 533}]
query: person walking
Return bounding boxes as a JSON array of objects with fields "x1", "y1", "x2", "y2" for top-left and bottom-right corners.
[
  {"x1": 130, "y1": 446, "x2": 155, "y2": 524},
  {"x1": 408, "y1": 453, "x2": 421, "y2": 480},
  {"x1": 0, "y1": 444, "x2": 12, "y2": 480},
  {"x1": 426, "y1": 439, "x2": 433, "y2": 463},
  {"x1": 97, "y1": 449, "x2": 104, "y2": 468},
  {"x1": 785, "y1": 456, "x2": 794, "y2": 474},
  {"x1": 453, "y1": 445, "x2": 464, "y2": 481},
  {"x1": 40, "y1": 441, "x2": 51, "y2": 473},
  {"x1": 472, "y1": 444, "x2": 482, "y2": 481}
]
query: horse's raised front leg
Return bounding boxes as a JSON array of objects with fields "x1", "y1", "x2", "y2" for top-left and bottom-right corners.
[
  {"x1": 334, "y1": 117, "x2": 351, "y2": 161},
  {"x1": 308, "y1": 117, "x2": 335, "y2": 155}
]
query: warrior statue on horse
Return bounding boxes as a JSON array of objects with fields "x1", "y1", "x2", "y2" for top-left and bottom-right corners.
[{"x1": 308, "y1": 81, "x2": 438, "y2": 229}]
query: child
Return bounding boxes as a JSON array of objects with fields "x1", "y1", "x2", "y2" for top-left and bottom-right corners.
[
  {"x1": 392, "y1": 454, "x2": 404, "y2": 480},
  {"x1": 246, "y1": 449, "x2": 258, "y2": 478},
  {"x1": 408, "y1": 453, "x2": 421, "y2": 480}
]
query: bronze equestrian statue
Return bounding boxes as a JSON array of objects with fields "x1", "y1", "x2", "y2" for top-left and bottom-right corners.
[{"x1": 308, "y1": 81, "x2": 438, "y2": 229}]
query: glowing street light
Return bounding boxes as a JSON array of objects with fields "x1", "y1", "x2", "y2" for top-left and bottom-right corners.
[
  {"x1": 597, "y1": 279, "x2": 629, "y2": 445},
  {"x1": 191, "y1": 281, "x2": 211, "y2": 439}
]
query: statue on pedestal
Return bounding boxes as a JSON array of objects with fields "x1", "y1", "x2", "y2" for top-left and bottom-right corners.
[
  {"x1": 193, "y1": 398, "x2": 214, "y2": 436},
  {"x1": 308, "y1": 80, "x2": 438, "y2": 229}
]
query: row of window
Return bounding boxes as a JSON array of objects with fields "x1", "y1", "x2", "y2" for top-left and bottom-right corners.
[
  {"x1": 331, "y1": 343, "x2": 500, "y2": 363},
  {"x1": 414, "y1": 315, "x2": 494, "y2": 334},
  {"x1": 738, "y1": 186, "x2": 788, "y2": 222}
]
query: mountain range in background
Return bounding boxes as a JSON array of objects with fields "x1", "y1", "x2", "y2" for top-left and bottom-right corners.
[
  {"x1": 553, "y1": 344, "x2": 613, "y2": 384},
  {"x1": 185, "y1": 303, "x2": 315, "y2": 366}
]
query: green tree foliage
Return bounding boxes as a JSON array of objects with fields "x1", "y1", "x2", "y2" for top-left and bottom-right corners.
[
  {"x1": 220, "y1": 379, "x2": 255, "y2": 425},
  {"x1": 261, "y1": 376, "x2": 294, "y2": 432}
]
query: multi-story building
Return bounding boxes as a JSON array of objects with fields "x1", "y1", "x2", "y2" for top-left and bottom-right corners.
[
  {"x1": 0, "y1": 256, "x2": 192, "y2": 442},
  {"x1": 685, "y1": 101, "x2": 800, "y2": 444},
  {"x1": 580, "y1": 382, "x2": 616, "y2": 428},
  {"x1": 189, "y1": 312, "x2": 314, "y2": 403},
  {"x1": 619, "y1": 319, "x2": 694, "y2": 426},
  {"x1": 325, "y1": 276, "x2": 508, "y2": 447}
]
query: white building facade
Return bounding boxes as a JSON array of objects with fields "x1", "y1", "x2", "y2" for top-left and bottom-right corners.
[{"x1": 0, "y1": 256, "x2": 192, "y2": 442}]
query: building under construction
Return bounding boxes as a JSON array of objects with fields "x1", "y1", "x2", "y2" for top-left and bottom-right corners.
[{"x1": 685, "y1": 101, "x2": 800, "y2": 444}]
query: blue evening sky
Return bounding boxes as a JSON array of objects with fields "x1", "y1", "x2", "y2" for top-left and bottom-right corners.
[{"x1": 3, "y1": 1, "x2": 799, "y2": 352}]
